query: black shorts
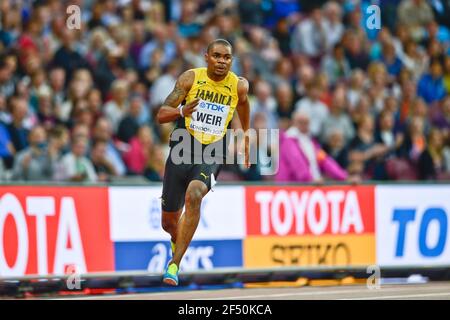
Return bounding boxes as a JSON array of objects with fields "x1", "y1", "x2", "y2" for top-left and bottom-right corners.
[{"x1": 161, "y1": 152, "x2": 222, "y2": 212}]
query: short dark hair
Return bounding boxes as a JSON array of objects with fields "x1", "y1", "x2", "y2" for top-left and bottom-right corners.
[{"x1": 207, "y1": 39, "x2": 233, "y2": 54}]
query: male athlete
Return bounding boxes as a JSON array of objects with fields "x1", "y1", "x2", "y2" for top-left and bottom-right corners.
[{"x1": 156, "y1": 39, "x2": 250, "y2": 286}]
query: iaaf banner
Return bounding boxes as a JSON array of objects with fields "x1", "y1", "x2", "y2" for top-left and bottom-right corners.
[
  {"x1": 0, "y1": 187, "x2": 114, "y2": 277},
  {"x1": 244, "y1": 186, "x2": 376, "y2": 267}
]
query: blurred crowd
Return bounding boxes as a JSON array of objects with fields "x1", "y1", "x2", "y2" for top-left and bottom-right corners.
[{"x1": 0, "y1": 0, "x2": 449, "y2": 183}]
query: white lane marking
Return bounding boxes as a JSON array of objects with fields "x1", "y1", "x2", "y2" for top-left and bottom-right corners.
[
  {"x1": 340, "y1": 292, "x2": 450, "y2": 300},
  {"x1": 195, "y1": 286, "x2": 437, "y2": 300},
  {"x1": 48, "y1": 284, "x2": 450, "y2": 300}
]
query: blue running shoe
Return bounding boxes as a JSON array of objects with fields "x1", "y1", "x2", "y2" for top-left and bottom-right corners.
[{"x1": 163, "y1": 263, "x2": 179, "y2": 286}]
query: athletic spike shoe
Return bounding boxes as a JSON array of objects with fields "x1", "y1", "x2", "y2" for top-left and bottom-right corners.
[{"x1": 163, "y1": 262, "x2": 179, "y2": 286}]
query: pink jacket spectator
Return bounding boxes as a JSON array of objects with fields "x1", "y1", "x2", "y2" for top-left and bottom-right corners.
[
  {"x1": 276, "y1": 131, "x2": 348, "y2": 182},
  {"x1": 123, "y1": 137, "x2": 148, "y2": 174}
]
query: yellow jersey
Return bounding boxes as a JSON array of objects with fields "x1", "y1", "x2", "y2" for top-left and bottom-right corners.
[{"x1": 181, "y1": 67, "x2": 239, "y2": 145}]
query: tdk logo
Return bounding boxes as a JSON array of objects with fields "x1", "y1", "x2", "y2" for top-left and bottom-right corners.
[{"x1": 199, "y1": 101, "x2": 225, "y2": 112}]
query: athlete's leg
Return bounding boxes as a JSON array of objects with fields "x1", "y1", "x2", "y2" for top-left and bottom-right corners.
[
  {"x1": 161, "y1": 209, "x2": 182, "y2": 244},
  {"x1": 170, "y1": 180, "x2": 208, "y2": 267}
]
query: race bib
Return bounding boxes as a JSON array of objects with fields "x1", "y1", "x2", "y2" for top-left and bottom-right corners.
[{"x1": 189, "y1": 100, "x2": 230, "y2": 137}]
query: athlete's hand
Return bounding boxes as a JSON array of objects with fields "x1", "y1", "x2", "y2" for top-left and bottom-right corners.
[
  {"x1": 182, "y1": 98, "x2": 200, "y2": 117},
  {"x1": 237, "y1": 133, "x2": 251, "y2": 169}
]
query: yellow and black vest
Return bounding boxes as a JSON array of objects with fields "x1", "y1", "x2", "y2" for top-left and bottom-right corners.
[{"x1": 170, "y1": 67, "x2": 239, "y2": 159}]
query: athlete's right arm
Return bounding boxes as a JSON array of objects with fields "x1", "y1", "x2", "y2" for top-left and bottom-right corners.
[{"x1": 156, "y1": 70, "x2": 199, "y2": 124}]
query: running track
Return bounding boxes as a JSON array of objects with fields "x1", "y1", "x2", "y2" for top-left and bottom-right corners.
[{"x1": 49, "y1": 282, "x2": 450, "y2": 300}]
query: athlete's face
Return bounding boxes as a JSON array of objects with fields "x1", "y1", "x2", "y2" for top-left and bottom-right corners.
[{"x1": 205, "y1": 44, "x2": 233, "y2": 77}]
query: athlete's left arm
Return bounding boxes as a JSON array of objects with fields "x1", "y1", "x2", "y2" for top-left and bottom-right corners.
[
  {"x1": 236, "y1": 77, "x2": 250, "y2": 133},
  {"x1": 236, "y1": 77, "x2": 251, "y2": 168}
]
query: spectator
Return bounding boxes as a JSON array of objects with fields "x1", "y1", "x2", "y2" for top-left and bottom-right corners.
[
  {"x1": 0, "y1": 57, "x2": 15, "y2": 98},
  {"x1": 7, "y1": 96, "x2": 30, "y2": 154},
  {"x1": 51, "y1": 28, "x2": 90, "y2": 83},
  {"x1": 275, "y1": 82, "x2": 294, "y2": 131},
  {"x1": 272, "y1": 18, "x2": 292, "y2": 56},
  {"x1": 144, "y1": 144, "x2": 166, "y2": 182},
  {"x1": 58, "y1": 74, "x2": 91, "y2": 123},
  {"x1": 86, "y1": 88, "x2": 103, "y2": 122},
  {"x1": 348, "y1": 115, "x2": 390, "y2": 179},
  {"x1": 321, "y1": 86, "x2": 355, "y2": 144},
  {"x1": 405, "y1": 97, "x2": 432, "y2": 135},
  {"x1": 418, "y1": 128, "x2": 450, "y2": 179},
  {"x1": 375, "y1": 110, "x2": 404, "y2": 155},
  {"x1": 444, "y1": 55, "x2": 450, "y2": 93},
  {"x1": 90, "y1": 139, "x2": 117, "y2": 182},
  {"x1": 250, "y1": 81, "x2": 278, "y2": 130},
  {"x1": 117, "y1": 95, "x2": 143, "y2": 143},
  {"x1": 397, "y1": 0, "x2": 435, "y2": 41},
  {"x1": 239, "y1": 112, "x2": 274, "y2": 181},
  {"x1": 123, "y1": 125, "x2": 154, "y2": 175},
  {"x1": 0, "y1": 93, "x2": 11, "y2": 124},
  {"x1": 417, "y1": 59, "x2": 447, "y2": 104},
  {"x1": 401, "y1": 40, "x2": 428, "y2": 80},
  {"x1": 380, "y1": 41, "x2": 403, "y2": 77},
  {"x1": 398, "y1": 116, "x2": 427, "y2": 163},
  {"x1": 294, "y1": 77, "x2": 329, "y2": 138},
  {"x1": 347, "y1": 69, "x2": 366, "y2": 110},
  {"x1": 399, "y1": 78, "x2": 418, "y2": 123},
  {"x1": 36, "y1": 87, "x2": 57, "y2": 131},
  {"x1": 149, "y1": 60, "x2": 182, "y2": 111},
  {"x1": 321, "y1": 42, "x2": 351, "y2": 86},
  {"x1": 48, "y1": 67, "x2": 66, "y2": 110},
  {"x1": 0, "y1": 121, "x2": 14, "y2": 168},
  {"x1": 291, "y1": 8, "x2": 328, "y2": 60},
  {"x1": 92, "y1": 117, "x2": 126, "y2": 176},
  {"x1": 12, "y1": 126, "x2": 55, "y2": 181},
  {"x1": 139, "y1": 24, "x2": 176, "y2": 70},
  {"x1": 48, "y1": 125, "x2": 69, "y2": 157},
  {"x1": 103, "y1": 79, "x2": 130, "y2": 133},
  {"x1": 432, "y1": 96, "x2": 450, "y2": 137},
  {"x1": 343, "y1": 31, "x2": 370, "y2": 71},
  {"x1": 323, "y1": 1, "x2": 345, "y2": 48},
  {"x1": 323, "y1": 128, "x2": 349, "y2": 169},
  {"x1": 276, "y1": 111, "x2": 348, "y2": 183},
  {"x1": 58, "y1": 136, "x2": 97, "y2": 182},
  {"x1": 71, "y1": 123, "x2": 90, "y2": 142},
  {"x1": 293, "y1": 63, "x2": 315, "y2": 99},
  {"x1": 178, "y1": 0, "x2": 202, "y2": 38}
]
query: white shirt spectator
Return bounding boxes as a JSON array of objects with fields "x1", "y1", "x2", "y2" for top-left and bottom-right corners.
[
  {"x1": 250, "y1": 95, "x2": 278, "y2": 130},
  {"x1": 150, "y1": 73, "x2": 177, "y2": 109},
  {"x1": 291, "y1": 18, "x2": 328, "y2": 57},
  {"x1": 321, "y1": 112, "x2": 355, "y2": 144},
  {"x1": 104, "y1": 100, "x2": 129, "y2": 133},
  {"x1": 58, "y1": 152, "x2": 98, "y2": 182},
  {"x1": 295, "y1": 97, "x2": 329, "y2": 137},
  {"x1": 323, "y1": 19, "x2": 344, "y2": 49}
]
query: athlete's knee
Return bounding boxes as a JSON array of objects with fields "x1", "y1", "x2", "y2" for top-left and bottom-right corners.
[
  {"x1": 161, "y1": 213, "x2": 178, "y2": 233},
  {"x1": 185, "y1": 183, "x2": 206, "y2": 210}
]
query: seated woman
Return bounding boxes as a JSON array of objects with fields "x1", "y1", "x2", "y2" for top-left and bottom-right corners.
[{"x1": 418, "y1": 128, "x2": 450, "y2": 180}]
